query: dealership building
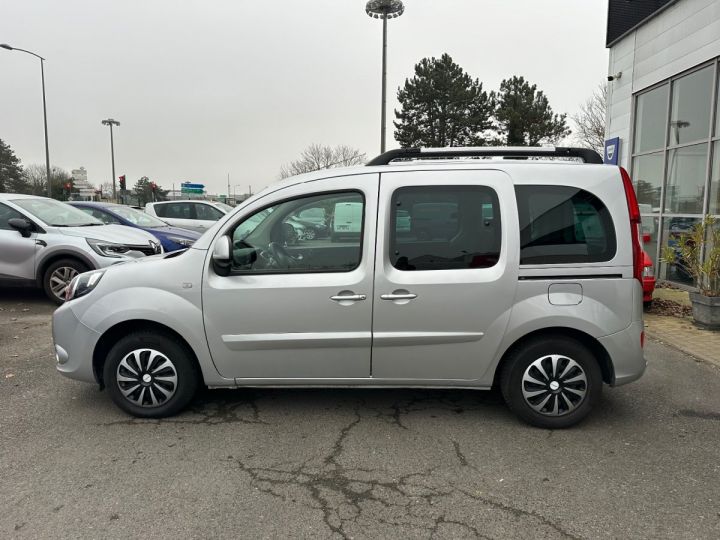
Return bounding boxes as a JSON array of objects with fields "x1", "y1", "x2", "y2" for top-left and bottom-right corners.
[{"x1": 605, "y1": 0, "x2": 720, "y2": 285}]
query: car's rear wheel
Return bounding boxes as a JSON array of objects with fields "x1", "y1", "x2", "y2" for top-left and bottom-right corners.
[
  {"x1": 42, "y1": 258, "x2": 88, "y2": 304},
  {"x1": 104, "y1": 332, "x2": 199, "y2": 418},
  {"x1": 500, "y1": 336, "x2": 602, "y2": 429}
]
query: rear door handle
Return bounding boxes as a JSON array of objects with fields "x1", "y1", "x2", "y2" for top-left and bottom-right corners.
[
  {"x1": 380, "y1": 293, "x2": 417, "y2": 300},
  {"x1": 330, "y1": 294, "x2": 367, "y2": 302}
]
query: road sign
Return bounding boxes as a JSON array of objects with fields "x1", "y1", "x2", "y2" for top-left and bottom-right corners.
[
  {"x1": 181, "y1": 182, "x2": 205, "y2": 189},
  {"x1": 604, "y1": 137, "x2": 620, "y2": 165}
]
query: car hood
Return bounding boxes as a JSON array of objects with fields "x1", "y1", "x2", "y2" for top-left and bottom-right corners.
[
  {"x1": 144, "y1": 226, "x2": 201, "y2": 239},
  {"x1": 57, "y1": 224, "x2": 157, "y2": 245}
]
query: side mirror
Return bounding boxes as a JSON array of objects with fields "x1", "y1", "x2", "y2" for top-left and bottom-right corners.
[
  {"x1": 212, "y1": 236, "x2": 232, "y2": 276},
  {"x1": 8, "y1": 218, "x2": 33, "y2": 238}
]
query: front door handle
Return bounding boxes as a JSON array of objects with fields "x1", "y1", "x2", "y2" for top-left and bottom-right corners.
[
  {"x1": 380, "y1": 293, "x2": 417, "y2": 301},
  {"x1": 330, "y1": 294, "x2": 367, "y2": 302}
]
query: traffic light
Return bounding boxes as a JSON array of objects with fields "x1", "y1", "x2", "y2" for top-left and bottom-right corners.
[
  {"x1": 64, "y1": 182, "x2": 72, "y2": 192},
  {"x1": 119, "y1": 175, "x2": 126, "y2": 191}
]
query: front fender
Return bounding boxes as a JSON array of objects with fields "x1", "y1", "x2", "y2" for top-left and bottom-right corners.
[{"x1": 73, "y1": 287, "x2": 230, "y2": 386}]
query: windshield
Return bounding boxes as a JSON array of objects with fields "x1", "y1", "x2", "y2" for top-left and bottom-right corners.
[
  {"x1": 213, "y1": 202, "x2": 233, "y2": 213},
  {"x1": 13, "y1": 198, "x2": 103, "y2": 227},
  {"x1": 111, "y1": 205, "x2": 168, "y2": 228}
]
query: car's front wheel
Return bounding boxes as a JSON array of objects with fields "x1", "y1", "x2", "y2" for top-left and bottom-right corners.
[
  {"x1": 104, "y1": 332, "x2": 199, "y2": 418},
  {"x1": 42, "y1": 258, "x2": 89, "y2": 304},
  {"x1": 500, "y1": 336, "x2": 602, "y2": 429}
]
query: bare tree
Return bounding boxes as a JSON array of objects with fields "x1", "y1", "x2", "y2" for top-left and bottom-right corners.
[
  {"x1": 279, "y1": 144, "x2": 366, "y2": 179},
  {"x1": 23, "y1": 164, "x2": 72, "y2": 197},
  {"x1": 572, "y1": 83, "x2": 608, "y2": 155}
]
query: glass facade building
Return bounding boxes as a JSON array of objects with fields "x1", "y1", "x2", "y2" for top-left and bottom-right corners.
[{"x1": 631, "y1": 59, "x2": 720, "y2": 286}]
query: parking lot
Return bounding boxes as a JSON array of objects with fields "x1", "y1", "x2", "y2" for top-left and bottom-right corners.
[{"x1": 1, "y1": 289, "x2": 720, "y2": 539}]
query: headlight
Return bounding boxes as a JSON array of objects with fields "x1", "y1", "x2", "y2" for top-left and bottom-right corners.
[
  {"x1": 65, "y1": 270, "x2": 105, "y2": 301},
  {"x1": 86, "y1": 238, "x2": 132, "y2": 258},
  {"x1": 167, "y1": 236, "x2": 195, "y2": 247}
]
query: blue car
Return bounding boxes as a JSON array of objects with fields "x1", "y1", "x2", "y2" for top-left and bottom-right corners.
[{"x1": 69, "y1": 201, "x2": 200, "y2": 252}]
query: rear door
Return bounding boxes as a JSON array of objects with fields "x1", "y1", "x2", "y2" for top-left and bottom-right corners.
[{"x1": 371, "y1": 169, "x2": 519, "y2": 382}]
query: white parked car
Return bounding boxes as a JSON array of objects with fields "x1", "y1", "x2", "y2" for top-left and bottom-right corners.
[{"x1": 145, "y1": 201, "x2": 232, "y2": 233}]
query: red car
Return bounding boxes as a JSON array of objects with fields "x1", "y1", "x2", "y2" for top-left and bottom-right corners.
[{"x1": 642, "y1": 249, "x2": 655, "y2": 308}]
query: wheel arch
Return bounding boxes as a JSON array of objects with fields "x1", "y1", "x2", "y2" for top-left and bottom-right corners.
[
  {"x1": 492, "y1": 327, "x2": 615, "y2": 387},
  {"x1": 36, "y1": 251, "x2": 96, "y2": 286},
  {"x1": 92, "y1": 319, "x2": 205, "y2": 389}
]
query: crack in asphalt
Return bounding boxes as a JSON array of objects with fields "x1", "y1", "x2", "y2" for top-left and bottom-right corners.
[
  {"x1": 678, "y1": 409, "x2": 720, "y2": 421},
  {"x1": 97, "y1": 395, "x2": 268, "y2": 426},
  {"x1": 452, "y1": 440, "x2": 468, "y2": 467},
  {"x1": 219, "y1": 398, "x2": 576, "y2": 539},
  {"x1": 95, "y1": 391, "x2": 574, "y2": 538}
]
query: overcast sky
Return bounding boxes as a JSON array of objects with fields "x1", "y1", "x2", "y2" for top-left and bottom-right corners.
[{"x1": 1, "y1": 0, "x2": 609, "y2": 196}]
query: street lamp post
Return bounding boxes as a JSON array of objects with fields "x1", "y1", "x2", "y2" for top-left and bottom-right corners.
[
  {"x1": 101, "y1": 118, "x2": 121, "y2": 201},
  {"x1": 1, "y1": 43, "x2": 52, "y2": 198},
  {"x1": 366, "y1": 0, "x2": 404, "y2": 153}
]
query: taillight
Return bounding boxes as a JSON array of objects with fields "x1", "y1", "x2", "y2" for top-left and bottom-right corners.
[{"x1": 620, "y1": 167, "x2": 643, "y2": 283}]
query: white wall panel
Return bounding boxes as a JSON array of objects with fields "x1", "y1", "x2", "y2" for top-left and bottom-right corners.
[{"x1": 606, "y1": 0, "x2": 720, "y2": 168}]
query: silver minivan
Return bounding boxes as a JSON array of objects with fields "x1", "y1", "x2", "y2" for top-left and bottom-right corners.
[
  {"x1": 1, "y1": 194, "x2": 162, "y2": 303},
  {"x1": 53, "y1": 147, "x2": 646, "y2": 428}
]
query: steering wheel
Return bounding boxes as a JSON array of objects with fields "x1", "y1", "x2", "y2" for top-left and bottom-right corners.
[{"x1": 266, "y1": 242, "x2": 294, "y2": 268}]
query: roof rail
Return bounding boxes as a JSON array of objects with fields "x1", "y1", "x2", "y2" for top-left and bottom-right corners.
[{"x1": 366, "y1": 146, "x2": 604, "y2": 166}]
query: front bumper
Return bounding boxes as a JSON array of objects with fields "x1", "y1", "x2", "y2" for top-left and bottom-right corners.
[{"x1": 52, "y1": 302, "x2": 101, "y2": 384}]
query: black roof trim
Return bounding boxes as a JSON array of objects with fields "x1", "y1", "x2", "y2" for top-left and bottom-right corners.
[{"x1": 366, "y1": 147, "x2": 604, "y2": 166}]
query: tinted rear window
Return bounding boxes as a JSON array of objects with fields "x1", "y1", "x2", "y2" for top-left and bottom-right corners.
[
  {"x1": 515, "y1": 185, "x2": 616, "y2": 264},
  {"x1": 390, "y1": 186, "x2": 501, "y2": 271}
]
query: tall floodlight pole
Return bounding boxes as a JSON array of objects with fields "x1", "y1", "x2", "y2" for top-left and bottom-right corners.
[
  {"x1": 101, "y1": 119, "x2": 121, "y2": 201},
  {"x1": 366, "y1": 0, "x2": 404, "y2": 153},
  {"x1": 1, "y1": 44, "x2": 52, "y2": 198}
]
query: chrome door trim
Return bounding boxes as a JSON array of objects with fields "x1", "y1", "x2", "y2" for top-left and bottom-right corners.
[
  {"x1": 373, "y1": 331, "x2": 484, "y2": 346},
  {"x1": 221, "y1": 331, "x2": 371, "y2": 350}
]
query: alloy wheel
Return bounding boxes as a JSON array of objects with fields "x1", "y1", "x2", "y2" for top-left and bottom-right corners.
[
  {"x1": 49, "y1": 266, "x2": 79, "y2": 301},
  {"x1": 521, "y1": 354, "x2": 588, "y2": 416},
  {"x1": 116, "y1": 349, "x2": 178, "y2": 407}
]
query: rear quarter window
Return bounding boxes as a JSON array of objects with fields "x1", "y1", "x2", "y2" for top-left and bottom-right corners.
[{"x1": 515, "y1": 185, "x2": 616, "y2": 264}]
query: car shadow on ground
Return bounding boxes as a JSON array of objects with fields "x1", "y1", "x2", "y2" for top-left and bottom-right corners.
[{"x1": 0, "y1": 287, "x2": 55, "y2": 306}]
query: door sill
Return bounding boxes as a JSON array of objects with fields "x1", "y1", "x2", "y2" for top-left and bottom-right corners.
[{"x1": 231, "y1": 377, "x2": 488, "y2": 390}]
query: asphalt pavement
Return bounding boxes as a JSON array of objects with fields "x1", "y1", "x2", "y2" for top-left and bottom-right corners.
[{"x1": 1, "y1": 287, "x2": 719, "y2": 539}]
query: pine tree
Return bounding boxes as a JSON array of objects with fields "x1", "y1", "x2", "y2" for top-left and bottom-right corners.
[
  {"x1": 493, "y1": 76, "x2": 571, "y2": 146},
  {"x1": 394, "y1": 54, "x2": 494, "y2": 148},
  {"x1": 0, "y1": 138, "x2": 30, "y2": 193}
]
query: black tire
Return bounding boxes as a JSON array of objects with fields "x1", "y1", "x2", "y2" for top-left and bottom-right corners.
[
  {"x1": 42, "y1": 258, "x2": 89, "y2": 305},
  {"x1": 500, "y1": 336, "x2": 602, "y2": 429},
  {"x1": 643, "y1": 300, "x2": 653, "y2": 310},
  {"x1": 103, "y1": 331, "x2": 199, "y2": 418}
]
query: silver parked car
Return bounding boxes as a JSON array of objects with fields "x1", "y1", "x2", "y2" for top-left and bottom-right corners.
[
  {"x1": 53, "y1": 147, "x2": 646, "y2": 428},
  {"x1": 0, "y1": 194, "x2": 162, "y2": 303},
  {"x1": 145, "y1": 200, "x2": 232, "y2": 233}
]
